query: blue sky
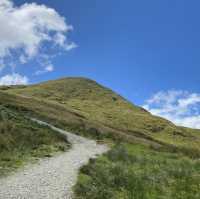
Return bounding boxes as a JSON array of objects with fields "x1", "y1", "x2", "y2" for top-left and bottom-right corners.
[{"x1": 1, "y1": 0, "x2": 200, "y2": 128}]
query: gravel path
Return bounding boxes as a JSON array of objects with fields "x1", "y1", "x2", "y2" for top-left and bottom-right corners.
[{"x1": 0, "y1": 119, "x2": 108, "y2": 199}]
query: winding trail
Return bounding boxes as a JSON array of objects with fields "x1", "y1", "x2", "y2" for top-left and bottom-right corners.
[{"x1": 0, "y1": 119, "x2": 108, "y2": 199}]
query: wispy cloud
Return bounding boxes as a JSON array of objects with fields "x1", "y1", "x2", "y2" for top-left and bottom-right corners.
[
  {"x1": 0, "y1": 0, "x2": 76, "y2": 77},
  {"x1": 143, "y1": 90, "x2": 200, "y2": 129},
  {"x1": 35, "y1": 64, "x2": 54, "y2": 75},
  {"x1": 0, "y1": 73, "x2": 29, "y2": 85}
]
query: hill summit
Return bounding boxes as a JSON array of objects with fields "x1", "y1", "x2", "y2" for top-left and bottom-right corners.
[{"x1": 1, "y1": 77, "x2": 200, "y2": 157}]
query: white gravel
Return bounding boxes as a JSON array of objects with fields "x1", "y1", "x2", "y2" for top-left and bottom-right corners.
[{"x1": 0, "y1": 119, "x2": 108, "y2": 199}]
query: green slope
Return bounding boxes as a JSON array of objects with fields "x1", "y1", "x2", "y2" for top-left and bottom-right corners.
[
  {"x1": 1, "y1": 77, "x2": 200, "y2": 198},
  {"x1": 3, "y1": 77, "x2": 200, "y2": 157},
  {"x1": 0, "y1": 105, "x2": 69, "y2": 176}
]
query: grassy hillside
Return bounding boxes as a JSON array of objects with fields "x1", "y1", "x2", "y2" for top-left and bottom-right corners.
[
  {"x1": 3, "y1": 77, "x2": 200, "y2": 157},
  {"x1": 0, "y1": 105, "x2": 69, "y2": 176},
  {"x1": 1, "y1": 77, "x2": 200, "y2": 198},
  {"x1": 6, "y1": 78, "x2": 172, "y2": 135}
]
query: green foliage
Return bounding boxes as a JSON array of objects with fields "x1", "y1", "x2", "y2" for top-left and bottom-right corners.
[
  {"x1": 74, "y1": 144, "x2": 200, "y2": 199},
  {"x1": 0, "y1": 106, "x2": 70, "y2": 176}
]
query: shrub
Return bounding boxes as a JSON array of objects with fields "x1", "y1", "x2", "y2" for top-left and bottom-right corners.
[{"x1": 75, "y1": 144, "x2": 200, "y2": 199}]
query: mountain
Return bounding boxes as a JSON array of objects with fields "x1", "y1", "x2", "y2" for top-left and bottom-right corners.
[
  {"x1": 1, "y1": 77, "x2": 200, "y2": 157},
  {"x1": 1, "y1": 77, "x2": 200, "y2": 198}
]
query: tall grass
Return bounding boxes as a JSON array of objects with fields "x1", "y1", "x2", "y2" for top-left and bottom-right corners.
[
  {"x1": 0, "y1": 106, "x2": 70, "y2": 176},
  {"x1": 74, "y1": 144, "x2": 200, "y2": 199}
]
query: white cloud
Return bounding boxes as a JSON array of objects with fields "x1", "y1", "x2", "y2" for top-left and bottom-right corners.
[
  {"x1": 45, "y1": 64, "x2": 54, "y2": 72},
  {"x1": 143, "y1": 90, "x2": 200, "y2": 129},
  {"x1": 35, "y1": 64, "x2": 54, "y2": 75},
  {"x1": 0, "y1": 73, "x2": 29, "y2": 85},
  {"x1": 0, "y1": 0, "x2": 76, "y2": 73}
]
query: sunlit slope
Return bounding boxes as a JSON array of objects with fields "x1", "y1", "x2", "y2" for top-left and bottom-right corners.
[
  {"x1": 2, "y1": 77, "x2": 200, "y2": 156},
  {"x1": 6, "y1": 78, "x2": 173, "y2": 132}
]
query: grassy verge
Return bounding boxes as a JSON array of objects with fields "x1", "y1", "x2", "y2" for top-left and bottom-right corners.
[
  {"x1": 74, "y1": 143, "x2": 200, "y2": 199},
  {"x1": 0, "y1": 106, "x2": 70, "y2": 177}
]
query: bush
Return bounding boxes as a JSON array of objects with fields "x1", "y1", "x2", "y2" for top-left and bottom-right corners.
[
  {"x1": 107, "y1": 145, "x2": 130, "y2": 162},
  {"x1": 74, "y1": 144, "x2": 200, "y2": 199}
]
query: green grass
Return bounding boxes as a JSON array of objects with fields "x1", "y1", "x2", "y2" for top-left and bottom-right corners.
[
  {"x1": 1, "y1": 77, "x2": 200, "y2": 197},
  {"x1": 74, "y1": 143, "x2": 200, "y2": 199},
  {"x1": 3, "y1": 77, "x2": 200, "y2": 157},
  {"x1": 5, "y1": 78, "x2": 172, "y2": 136},
  {"x1": 0, "y1": 105, "x2": 70, "y2": 176}
]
